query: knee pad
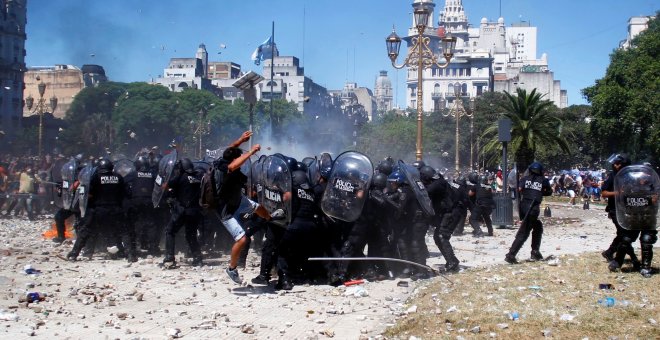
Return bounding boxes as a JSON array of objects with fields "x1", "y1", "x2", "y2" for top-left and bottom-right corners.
[
  {"x1": 640, "y1": 233, "x2": 658, "y2": 245},
  {"x1": 621, "y1": 236, "x2": 634, "y2": 245}
]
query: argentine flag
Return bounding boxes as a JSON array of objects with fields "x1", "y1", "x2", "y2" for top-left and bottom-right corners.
[{"x1": 251, "y1": 36, "x2": 277, "y2": 65}]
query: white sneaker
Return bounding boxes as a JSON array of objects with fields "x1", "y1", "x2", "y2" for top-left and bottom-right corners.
[
  {"x1": 270, "y1": 209, "x2": 286, "y2": 221},
  {"x1": 225, "y1": 267, "x2": 241, "y2": 284}
]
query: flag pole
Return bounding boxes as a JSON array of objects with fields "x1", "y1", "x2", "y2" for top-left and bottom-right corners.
[{"x1": 269, "y1": 21, "x2": 275, "y2": 137}]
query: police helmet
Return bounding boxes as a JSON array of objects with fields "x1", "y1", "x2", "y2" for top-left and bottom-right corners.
[
  {"x1": 292, "y1": 170, "x2": 310, "y2": 189},
  {"x1": 419, "y1": 166, "x2": 438, "y2": 182},
  {"x1": 528, "y1": 162, "x2": 543, "y2": 175},
  {"x1": 608, "y1": 153, "x2": 631, "y2": 168},
  {"x1": 97, "y1": 158, "x2": 114, "y2": 173},
  {"x1": 180, "y1": 158, "x2": 194, "y2": 174},
  {"x1": 134, "y1": 156, "x2": 149, "y2": 172},
  {"x1": 387, "y1": 171, "x2": 406, "y2": 185},
  {"x1": 296, "y1": 161, "x2": 308, "y2": 172},
  {"x1": 150, "y1": 154, "x2": 163, "y2": 169},
  {"x1": 301, "y1": 157, "x2": 315, "y2": 167},
  {"x1": 377, "y1": 160, "x2": 394, "y2": 176},
  {"x1": 319, "y1": 156, "x2": 333, "y2": 179},
  {"x1": 284, "y1": 156, "x2": 299, "y2": 172},
  {"x1": 480, "y1": 175, "x2": 489, "y2": 184},
  {"x1": 467, "y1": 172, "x2": 479, "y2": 185},
  {"x1": 372, "y1": 173, "x2": 387, "y2": 189},
  {"x1": 412, "y1": 160, "x2": 426, "y2": 169}
]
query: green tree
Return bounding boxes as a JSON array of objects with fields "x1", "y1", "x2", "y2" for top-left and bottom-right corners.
[
  {"x1": 582, "y1": 13, "x2": 659, "y2": 165},
  {"x1": 481, "y1": 88, "x2": 570, "y2": 172},
  {"x1": 58, "y1": 82, "x2": 129, "y2": 156}
]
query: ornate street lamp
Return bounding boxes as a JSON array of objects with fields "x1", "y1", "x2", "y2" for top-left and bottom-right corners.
[
  {"x1": 443, "y1": 84, "x2": 474, "y2": 171},
  {"x1": 386, "y1": 6, "x2": 456, "y2": 161},
  {"x1": 25, "y1": 79, "x2": 58, "y2": 158}
]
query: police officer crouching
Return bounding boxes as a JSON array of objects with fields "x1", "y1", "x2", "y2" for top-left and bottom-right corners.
[
  {"x1": 161, "y1": 158, "x2": 204, "y2": 268},
  {"x1": 505, "y1": 162, "x2": 552, "y2": 264},
  {"x1": 67, "y1": 158, "x2": 134, "y2": 262}
]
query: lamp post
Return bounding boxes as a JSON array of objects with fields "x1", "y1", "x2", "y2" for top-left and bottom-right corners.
[
  {"x1": 442, "y1": 84, "x2": 474, "y2": 171},
  {"x1": 385, "y1": 5, "x2": 456, "y2": 161},
  {"x1": 25, "y1": 79, "x2": 58, "y2": 158},
  {"x1": 192, "y1": 107, "x2": 211, "y2": 159}
]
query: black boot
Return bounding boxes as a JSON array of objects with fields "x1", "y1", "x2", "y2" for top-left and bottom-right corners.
[
  {"x1": 530, "y1": 226, "x2": 543, "y2": 261},
  {"x1": 275, "y1": 273, "x2": 293, "y2": 291},
  {"x1": 640, "y1": 243, "x2": 653, "y2": 278},
  {"x1": 439, "y1": 238, "x2": 459, "y2": 272},
  {"x1": 506, "y1": 233, "x2": 526, "y2": 264},
  {"x1": 609, "y1": 244, "x2": 628, "y2": 272}
]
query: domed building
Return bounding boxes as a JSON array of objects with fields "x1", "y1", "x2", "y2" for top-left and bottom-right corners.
[
  {"x1": 401, "y1": 0, "x2": 567, "y2": 111},
  {"x1": 374, "y1": 70, "x2": 393, "y2": 114}
]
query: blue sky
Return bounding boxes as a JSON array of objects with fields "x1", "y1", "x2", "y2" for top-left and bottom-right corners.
[{"x1": 26, "y1": 0, "x2": 657, "y2": 107}]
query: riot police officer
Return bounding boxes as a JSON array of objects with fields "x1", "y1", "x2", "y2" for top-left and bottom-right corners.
[
  {"x1": 602, "y1": 154, "x2": 654, "y2": 276},
  {"x1": 468, "y1": 173, "x2": 496, "y2": 237},
  {"x1": 450, "y1": 175, "x2": 473, "y2": 236},
  {"x1": 275, "y1": 169, "x2": 322, "y2": 290},
  {"x1": 421, "y1": 166, "x2": 460, "y2": 272},
  {"x1": 385, "y1": 171, "x2": 420, "y2": 277},
  {"x1": 67, "y1": 158, "x2": 133, "y2": 262},
  {"x1": 124, "y1": 156, "x2": 159, "y2": 255},
  {"x1": 161, "y1": 158, "x2": 204, "y2": 268},
  {"x1": 505, "y1": 162, "x2": 552, "y2": 264},
  {"x1": 337, "y1": 172, "x2": 393, "y2": 280},
  {"x1": 53, "y1": 159, "x2": 83, "y2": 244}
]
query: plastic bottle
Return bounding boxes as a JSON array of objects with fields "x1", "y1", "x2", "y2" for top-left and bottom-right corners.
[
  {"x1": 25, "y1": 292, "x2": 46, "y2": 303},
  {"x1": 598, "y1": 297, "x2": 615, "y2": 307},
  {"x1": 0, "y1": 311, "x2": 19, "y2": 321}
]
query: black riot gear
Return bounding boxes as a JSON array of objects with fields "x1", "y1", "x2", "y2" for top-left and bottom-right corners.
[
  {"x1": 372, "y1": 173, "x2": 387, "y2": 190},
  {"x1": 285, "y1": 156, "x2": 299, "y2": 171},
  {"x1": 419, "y1": 166, "x2": 438, "y2": 183},
  {"x1": 505, "y1": 171, "x2": 553, "y2": 264},
  {"x1": 135, "y1": 156, "x2": 149, "y2": 172},
  {"x1": 180, "y1": 158, "x2": 195, "y2": 174},
  {"x1": 377, "y1": 159, "x2": 394, "y2": 176},
  {"x1": 608, "y1": 153, "x2": 632, "y2": 168},
  {"x1": 296, "y1": 161, "x2": 308, "y2": 172},
  {"x1": 292, "y1": 170, "x2": 310, "y2": 190},
  {"x1": 150, "y1": 154, "x2": 163, "y2": 170},
  {"x1": 98, "y1": 158, "x2": 114, "y2": 173},
  {"x1": 529, "y1": 162, "x2": 543, "y2": 175},
  {"x1": 467, "y1": 172, "x2": 479, "y2": 185},
  {"x1": 411, "y1": 160, "x2": 425, "y2": 169}
]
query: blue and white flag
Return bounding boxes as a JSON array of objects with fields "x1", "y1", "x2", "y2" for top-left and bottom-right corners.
[{"x1": 251, "y1": 36, "x2": 277, "y2": 65}]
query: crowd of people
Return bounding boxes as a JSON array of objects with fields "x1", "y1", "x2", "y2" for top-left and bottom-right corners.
[{"x1": 1, "y1": 134, "x2": 656, "y2": 290}]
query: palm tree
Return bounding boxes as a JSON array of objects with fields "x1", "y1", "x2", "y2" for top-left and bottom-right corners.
[{"x1": 481, "y1": 88, "x2": 570, "y2": 173}]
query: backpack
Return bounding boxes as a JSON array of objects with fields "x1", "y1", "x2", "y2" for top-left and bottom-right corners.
[{"x1": 199, "y1": 165, "x2": 224, "y2": 210}]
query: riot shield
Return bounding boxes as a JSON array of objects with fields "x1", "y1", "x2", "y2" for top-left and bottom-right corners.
[
  {"x1": 250, "y1": 156, "x2": 264, "y2": 202},
  {"x1": 77, "y1": 164, "x2": 95, "y2": 218},
  {"x1": 321, "y1": 151, "x2": 373, "y2": 222},
  {"x1": 114, "y1": 158, "x2": 135, "y2": 178},
  {"x1": 60, "y1": 159, "x2": 78, "y2": 210},
  {"x1": 307, "y1": 157, "x2": 320, "y2": 185},
  {"x1": 240, "y1": 156, "x2": 252, "y2": 197},
  {"x1": 260, "y1": 155, "x2": 292, "y2": 227},
  {"x1": 398, "y1": 160, "x2": 435, "y2": 216},
  {"x1": 614, "y1": 165, "x2": 659, "y2": 230},
  {"x1": 152, "y1": 150, "x2": 178, "y2": 208},
  {"x1": 193, "y1": 160, "x2": 211, "y2": 173}
]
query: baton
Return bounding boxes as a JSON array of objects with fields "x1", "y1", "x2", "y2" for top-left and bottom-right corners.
[{"x1": 307, "y1": 256, "x2": 454, "y2": 284}]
